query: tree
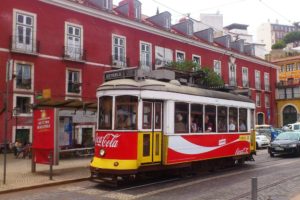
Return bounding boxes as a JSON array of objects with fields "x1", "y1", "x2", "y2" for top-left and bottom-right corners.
[
  {"x1": 166, "y1": 61, "x2": 224, "y2": 87},
  {"x1": 197, "y1": 67, "x2": 224, "y2": 88},
  {"x1": 283, "y1": 31, "x2": 300, "y2": 44},
  {"x1": 271, "y1": 40, "x2": 286, "y2": 49}
]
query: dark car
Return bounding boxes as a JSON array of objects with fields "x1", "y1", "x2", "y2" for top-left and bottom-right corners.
[{"x1": 268, "y1": 131, "x2": 300, "y2": 157}]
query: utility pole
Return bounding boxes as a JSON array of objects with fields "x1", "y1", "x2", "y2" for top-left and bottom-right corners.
[{"x1": 3, "y1": 59, "x2": 12, "y2": 184}]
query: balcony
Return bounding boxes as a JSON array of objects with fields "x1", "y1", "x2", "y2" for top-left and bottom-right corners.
[
  {"x1": 111, "y1": 55, "x2": 129, "y2": 68},
  {"x1": 10, "y1": 35, "x2": 39, "y2": 55},
  {"x1": 16, "y1": 78, "x2": 32, "y2": 90},
  {"x1": 67, "y1": 82, "x2": 81, "y2": 94},
  {"x1": 63, "y1": 45, "x2": 86, "y2": 62},
  {"x1": 139, "y1": 60, "x2": 152, "y2": 71},
  {"x1": 229, "y1": 78, "x2": 237, "y2": 87},
  {"x1": 276, "y1": 79, "x2": 300, "y2": 88}
]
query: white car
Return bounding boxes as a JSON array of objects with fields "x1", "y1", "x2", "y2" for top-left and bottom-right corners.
[{"x1": 256, "y1": 134, "x2": 270, "y2": 149}]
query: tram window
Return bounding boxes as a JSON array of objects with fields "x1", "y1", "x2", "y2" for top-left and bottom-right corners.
[
  {"x1": 154, "y1": 102, "x2": 162, "y2": 130},
  {"x1": 217, "y1": 106, "x2": 227, "y2": 132},
  {"x1": 229, "y1": 107, "x2": 238, "y2": 132},
  {"x1": 143, "y1": 102, "x2": 152, "y2": 129},
  {"x1": 98, "y1": 96, "x2": 112, "y2": 130},
  {"x1": 175, "y1": 102, "x2": 188, "y2": 133},
  {"x1": 250, "y1": 109, "x2": 255, "y2": 130},
  {"x1": 191, "y1": 104, "x2": 203, "y2": 133},
  {"x1": 115, "y1": 96, "x2": 138, "y2": 130},
  {"x1": 205, "y1": 105, "x2": 216, "y2": 132},
  {"x1": 239, "y1": 108, "x2": 247, "y2": 132}
]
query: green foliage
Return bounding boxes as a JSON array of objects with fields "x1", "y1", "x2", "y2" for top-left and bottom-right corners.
[
  {"x1": 199, "y1": 67, "x2": 224, "y2": 87},
  {"x1": 166, "y1": 60, "x2": 199, "y2": 72},
  {"x1": 166, "y1": 61, "x2": 224, "y2": 87},
  {"x1": 272, "y1": 40, "x2": 286, "y2": 49},
  {"x1": 283, "y1": 31, "x2": 300, "y2": 44}
]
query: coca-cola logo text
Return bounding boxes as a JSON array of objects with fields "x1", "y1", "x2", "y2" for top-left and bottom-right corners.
[
  {"x1": 235, "y1": 147, "x2": 249, "y2": 155},
  {"x1": 96, "y1": 133, "x2": 120, "y2": 148}
]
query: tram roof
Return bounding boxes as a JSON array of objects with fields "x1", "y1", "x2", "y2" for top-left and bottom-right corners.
[{"x1": 98, "y1": 79, "x2": 254, "y2": 103}]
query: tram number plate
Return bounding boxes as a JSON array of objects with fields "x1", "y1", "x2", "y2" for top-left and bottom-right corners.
[{"x1": 275, "y1": 147, "x2": 284, "y2": 151}]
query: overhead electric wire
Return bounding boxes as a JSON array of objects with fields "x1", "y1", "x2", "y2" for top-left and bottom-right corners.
[{"x1": 258, "y1": 0, "x2": 292, "y2": 24}]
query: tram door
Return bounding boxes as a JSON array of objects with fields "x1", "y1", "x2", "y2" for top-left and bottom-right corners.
[{"x1": 140, "y1": 101, "x2": 162, "y2": 164}]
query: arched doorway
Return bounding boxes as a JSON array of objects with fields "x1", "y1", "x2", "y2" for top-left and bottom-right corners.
[
  {"x1": 282, "y1": 105, "x2": 297, "y2": 126},
  {"x1": 257, "y1": 113, "x2": 264, "y2": 125}
]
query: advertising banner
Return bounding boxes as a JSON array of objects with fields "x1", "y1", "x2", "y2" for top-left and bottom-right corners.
[{"x1": 32, "y1": 108, "x2": 58, "y2": 165}]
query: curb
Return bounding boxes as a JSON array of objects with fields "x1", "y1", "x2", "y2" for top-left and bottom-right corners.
[{"x1": 0, "y1": 177, "x2": 91, "y2": 195}]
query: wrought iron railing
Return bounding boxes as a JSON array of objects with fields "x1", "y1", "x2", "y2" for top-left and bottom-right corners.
[
  {"x1": 63, "y1": 45, "x2": 86, "y2": 61},
  {"x1": 16, "y1": 78, "x2": 32, "y2": 90},
  {"x1": 111, "y1": 55, "x2": 129, "y2": 68},
  {"x1": 10, "y1": 35, "x2": 39, "y2": 54}
]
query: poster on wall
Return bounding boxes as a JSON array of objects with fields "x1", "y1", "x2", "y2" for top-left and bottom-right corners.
[
  {"x1": 32, "y1": 108, "x2": 58, "y2": 165},
  {"x1": 58, "y1": 117, "x2": 73, "y2": 147},
  {"x1": 155, "y1": 46, "x2": 173, "y2": 69}
]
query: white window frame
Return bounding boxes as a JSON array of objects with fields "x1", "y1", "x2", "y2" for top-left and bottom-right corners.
[
  {"x1": 112, "y1": 34, "x2": 126, "y2": 66},
  {"x1": 176, "y1": 50, "x2": 185, "y2": 62},
  {"x1": 64, "y1": 22, "x2": 83, "y2": 60},
  {"x1": 12, "y1": 9, "x2": 37, "y2": 52},
  {"x1": 256, "y1": 93, "x2": 261, "y2": 107},
  {"x1": 192, "y1": 54, "x2": 201, "y2": 70},
  {"x1": 255, "y1": 70, "x2": 261, "y2": 90},
  {"x1": 264, "y1": 72, "x2": 270, "y2": 91},
  {"x1": 214, "y1": 60, "x2": 222, "y2": 76},
  {"x1": 242, "y1": 67, "x2": 249, "y2": 88},
  {"x1": 228, "y1": 63, "x2": 236, "y2": 86},
  {"x1": 13, "y1": 94, "x2": 33, "y2": 117},
  {"x1": 13, "y1": 60, "x2": 34, "y2": 92},
  {"x1": 265, "y1": 94, "x2": 270, "y2": 108},
  {"x1": 12, "y1": 126, "x2": 33, "y2": 143},
  {"x1": 139, "y1": 41, "x2": 152, "y2": 71},
  {"x1": 66, "y1": 68, "x2": 82, "y2": 96}
]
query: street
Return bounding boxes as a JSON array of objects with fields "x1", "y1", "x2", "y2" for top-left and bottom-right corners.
[{"x1": 1, "y1": 149, "x2": 300, "y2": 200}]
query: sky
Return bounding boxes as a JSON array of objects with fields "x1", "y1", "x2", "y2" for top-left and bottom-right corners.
[{"x1": 114, "y1": 0, "x2": 299, "y2": 41}]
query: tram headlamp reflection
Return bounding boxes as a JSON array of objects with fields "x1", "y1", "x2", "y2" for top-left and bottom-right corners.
[{"x1": 99, "y1": 149, "x2": 106, "y2": 157}]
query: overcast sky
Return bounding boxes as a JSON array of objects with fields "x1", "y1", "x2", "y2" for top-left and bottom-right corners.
[{"x1": 114, "y1": 0, "x2": 299, "y2": 40}]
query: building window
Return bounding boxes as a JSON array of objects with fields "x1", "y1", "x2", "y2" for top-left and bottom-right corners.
[
  {"x1": 15, "y1": 63, "x2": 32, "y2": 90},
  {"x1": 264, "y1": 73, "x2": 270, "y2": 91},
  {"x1": 255, "y1": 70, "x2": 261, "y2": 90},
  {"x1": 65, "y1": 23, "x2": 83, "y2": 60},
  {"x1": 192, "y1": 55, "x2": 201, "y2": 71},
  {"x1": 229, "y1": 63, "x2": 236, "y2": 86},
  {"x1": 13, "y1": 10, "x2": 36, "y2": 52},
  {"x1": 214, "y1": 60, "x2": 222, "y2": 76},
  {"x1": 176, "y1": 51, "x2": 185, "y2": 62},
  {"x1": 134, "y1": 2, "x2": 141, "y2": 20},
  {"x1": 165, "y1": 17, "x2": 171, "y2": 29},
  {"x1": 265, "y1": 94, "x2": 270, "y2": 108},
  {"x1": 242, "y1": 67, "x2": 249, "y2": 88},
  {"x1": 67, "y1": 69, "x2": 81, "y2": 94},
  {"x1": 281, "y1": 66, "x2": 285, "y2": 72},
  {"x1": 140, "y1": 41, "x2": 152, "y2": 71},
  {"x1": 187, "y1": 23, "x2": 193, "y2": 36},
  {"x1": 256, "y1": 93, "x2": 261, "y2": 107},
  {"x1": 155, "y1": 46, "x2": 173, "y2": 69},
  {"x1": 112, "y1": 34, "x2": 126, "y2": 67},
  {"x1": 14, "y1": 94, "x2": 33, "y2": 116}
]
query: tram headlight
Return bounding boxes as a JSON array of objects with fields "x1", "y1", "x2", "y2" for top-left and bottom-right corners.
[{"x1": 99, "y1": 149, "x2": 106, "y2": 157}]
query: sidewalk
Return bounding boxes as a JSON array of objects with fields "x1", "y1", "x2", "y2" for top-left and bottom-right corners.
[{"x1": 0, "y1": 153, "x2": 91, "y2": 194}]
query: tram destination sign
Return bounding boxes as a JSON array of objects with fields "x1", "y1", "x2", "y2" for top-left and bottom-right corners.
[{"x1": 105, "y1": 68, "x2": 137, "y2": 81}]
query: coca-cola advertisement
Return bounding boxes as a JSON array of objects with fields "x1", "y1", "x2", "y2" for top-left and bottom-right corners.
[{"x1": 95, "y1": 131, "x2": 138, "y2": 160}]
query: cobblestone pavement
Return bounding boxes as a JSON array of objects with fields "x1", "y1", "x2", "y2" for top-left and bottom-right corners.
[{"x1": 0, "y1": 153, "x2": 91, "y2": 193}]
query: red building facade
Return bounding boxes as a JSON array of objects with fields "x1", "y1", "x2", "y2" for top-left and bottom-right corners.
[{"x1": 0, "y1": 0, "x2": 278, "y2": 145}]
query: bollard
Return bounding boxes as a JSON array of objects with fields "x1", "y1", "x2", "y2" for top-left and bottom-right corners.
[
  {"x1": 251, "y1": 177, "x2": 257, "y2": 200},
  {"x1": 49, "y1": 153, "x2": 53, "y2": 180}
]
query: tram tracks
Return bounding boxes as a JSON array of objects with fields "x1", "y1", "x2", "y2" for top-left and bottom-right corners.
[{"x1": 228, "y1": 173, "x2": 300, "y2": 200}]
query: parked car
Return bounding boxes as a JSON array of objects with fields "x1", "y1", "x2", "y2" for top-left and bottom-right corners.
[
  {"x1": 256, "y1": 133, "x2": 270, "y2": 149},
  {"x1": 268, "y1": 131, "x2": 300, "y2": 157},
  {"x1": 255, "y1": 124, "x2": 278, "y2": 141},
  {"x1": 286, "y1": 122, "x2": 300, "y2": 131}
]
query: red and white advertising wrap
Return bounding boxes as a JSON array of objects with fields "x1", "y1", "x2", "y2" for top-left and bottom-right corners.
[{"x1": 32, "y1": 108, "x2": 59, "y2": 165}]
